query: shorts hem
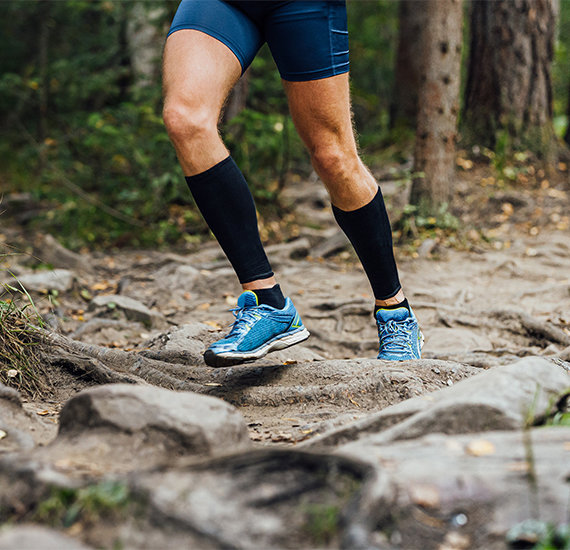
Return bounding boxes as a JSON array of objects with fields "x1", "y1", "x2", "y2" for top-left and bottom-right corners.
[
  {"x1": 280, "y1": 63, "x2": 350, "y2": 82},
  {"x1": 167, "y1": 25, "x2": 248, "y2": 74}
]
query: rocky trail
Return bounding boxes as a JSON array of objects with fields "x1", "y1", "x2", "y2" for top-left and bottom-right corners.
[{"x1": 0, "y1": 171, "x2": 569, "y2": 549}]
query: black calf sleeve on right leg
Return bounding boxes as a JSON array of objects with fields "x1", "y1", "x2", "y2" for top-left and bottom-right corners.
[
  {"x1": 332, "y1": 187, "x2": 402, "y2": 301},
  {"x1": 185, "y1": 156, "x2": 273, "y2": 284}
]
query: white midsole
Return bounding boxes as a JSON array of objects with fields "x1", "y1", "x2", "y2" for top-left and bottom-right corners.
[{"x1": 216, "y1": 328, "x2": 310, "y2": 360}]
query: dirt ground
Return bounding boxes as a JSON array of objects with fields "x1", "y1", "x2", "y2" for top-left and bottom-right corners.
[{"x1": 1, "y1": 160, "x2": 569, "y2": 446}]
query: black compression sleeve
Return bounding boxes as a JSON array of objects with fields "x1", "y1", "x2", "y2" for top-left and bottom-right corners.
[
  {"x1": 185, "y1": 156, "x2": 273, "y2": 284},
  {"x1": 332, "y1": 187, "x2": 402, "y2": 300}
]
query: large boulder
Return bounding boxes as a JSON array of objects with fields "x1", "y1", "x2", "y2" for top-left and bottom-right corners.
[
  {"x1": 48, "y1": 384, "x2": 251, "y2": 475},
  {"x1": 308, "y1": 357, "x2": 569, "y2": 449},
  {"x1": 337, "y1": 427, "x2": 570, "y2": 550}
]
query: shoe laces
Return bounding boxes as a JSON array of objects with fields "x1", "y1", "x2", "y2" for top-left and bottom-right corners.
[
  {"x1": 377, "y1": 318, "x2": 414, "y2": 354},
  {"x1": 226, "y1": 304, "x2": 265, "y2": 337}
]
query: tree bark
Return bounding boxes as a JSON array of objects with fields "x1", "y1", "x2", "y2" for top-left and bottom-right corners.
[
  {"x1": 463, "y1": 0, "x2": 557, "y2": 155},
  {"x1": 565, "y1": 80, "x2": 570, "y2": 146},
  {"x1": 126, "y1": 2, "x2": 165, "y2": 88},
  {"x1": 390, "y1": 0, "x2": 427, "y2": 129},
  {"x1": 410, "y1": 0, "x2": 463, "y2": 212}
]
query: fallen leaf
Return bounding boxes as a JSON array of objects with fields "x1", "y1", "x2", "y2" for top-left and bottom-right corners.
[
  {"x1": 204, "y1": 320, "x2": 222, "y2": 330},
  {"x1": 466, "y1": 439, "x2": 495, "y2": 456},
  {"x1": 204, "y1": 382, "x2": 222, "y2": 387},
  {"x1": 65, "y1": 523, "x2": 84, "y2": 537},
  {"x1": 91, "y1": 281, "x2": 113, "y2": 291},
  {"x1": 80, "y1": 289, "x2": 92, "y2": 301},
  {"x1": 36, "y1": 410, "x2": 50, "y2": 416},
  {"x1": 0, "y1": 430, "x2": 7, "y2": 440},
  {"x1": 197, "y1": 303, "x2": 211, "y2": 311},
  {"x1": 409, "y1": 483, "x2": 440, "y2": 508},
  {"x1": 283, "y1": 360, "x2": 297, "y2": 365}
]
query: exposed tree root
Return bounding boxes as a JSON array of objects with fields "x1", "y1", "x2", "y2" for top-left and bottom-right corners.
[
  {"x1": 490, "y1": 309, "x2": 570, "y2": 347},
  {"x1": 39, "y1": 329, "x2": 205, "y2": 392}
]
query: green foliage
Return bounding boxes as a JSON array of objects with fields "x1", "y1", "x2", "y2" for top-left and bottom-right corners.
[
  {"x1": 0, "y1": 0, "x2": 191, "y2": 249},
  {"x1": 507, "y1": 520, "x2": 570, "y2": 549},
  {"x1": 347, "y1": 1, "x2": 399, "y2": 145},
  {"x1": 302, "y1": 504, "x2": 340, "y2": 545},
  {"x1": 553, "y1": 0, "x2": 570, "y2": 137},
  {"x1": 397, "y1": 202, "x2": 460, "y2": 239},
  {"x1": 35, "y1": 481, "x2": 131, "y2": 528},
  {"x1": 1, "y1": 0, "x2": 569, "y2": 248},
  {"x1": 546, "y1": 411, "x2": 570, "y2": 427}
]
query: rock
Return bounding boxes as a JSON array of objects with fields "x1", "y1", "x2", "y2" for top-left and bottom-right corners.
[
  {"x1": 423, "y1": 327, "x2": 493, "y2": 354},
  {"x1": 17, "y1": 269, "x2": 75, "y2": 292},
  {"x1": 265, "y1": 238, "x2": 310, "y2": 260},
  {"x1": 0, "y1": 384, "x2": 48, "y2": 453},
  {"x1": 89, "y1": 294, "x2": 167, "y2": 329},
  {"x1": 311, "y1": 230, "x2": 350, "y2": 258},
  {"x1": 417, "y1": 238, "x2": 437, "y2": 257},
  {"x1": 132, "y1": 449, "x2": 376, "y2": 550},
  {"x1": 336, "y1": 427, "x2": 570, "y2": 550},
  {"x1": 51, "y1": 385, "x2": 251, "y2": 473},
  {"x1": 153, "y1": 263, "x2": 200, "y2": 292},
  {"x1": 310, "y1": 357, "x2": 569, "y2": 449},
  {"x1": 0, "y1": 525, "x2": 93, "y2": 550},
  {"x1": 35, "y1": 234, "x2": 91, "y2": 271}
]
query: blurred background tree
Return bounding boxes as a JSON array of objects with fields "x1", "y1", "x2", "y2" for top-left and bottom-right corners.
[
  {"x1": 0, "y1": 0, "x2": 568, "y2": 249},
  {"x1": 463, "y1": 0, "x2": 558, "y2": 158}
]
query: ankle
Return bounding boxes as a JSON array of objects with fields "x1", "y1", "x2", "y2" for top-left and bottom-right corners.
[
  {"x1": 374, "y1": 298, "x2": 410, "y2": 316},
  {"x1": 249, "y1": 284, "x2": 286, "y2": 309}
]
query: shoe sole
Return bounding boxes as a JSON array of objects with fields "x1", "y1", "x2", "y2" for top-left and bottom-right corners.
[{"x1": 204, "y1": 328, "x2": 310, "y2": 368}]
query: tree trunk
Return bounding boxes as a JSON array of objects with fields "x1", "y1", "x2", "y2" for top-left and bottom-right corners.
[
  {"x1": 463, "y1": 0, "x2": 556, "y2": 155},
  {"x1": 222, "y1": 71, "x2": 250, "y2": 124},
  {"x1": 410, "y1": 0, "x2": 463, "y2": 212},
  {"x1": 565, "y1": 80, "x2": 570, "y2": 147},
  {"x1": 126, "y1": 2, "x2": 165, "y2": 88},
  {"x1": 390, "y1": 0, "x2": 427, "y2": 129}
]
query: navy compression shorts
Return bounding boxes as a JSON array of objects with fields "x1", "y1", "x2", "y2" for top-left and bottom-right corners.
[{"x1": 168, "y1": 0, "x2": 349, "y2": 81}]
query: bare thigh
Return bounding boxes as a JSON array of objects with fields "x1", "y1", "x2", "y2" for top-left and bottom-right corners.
[{"x1": 162, "y1": 30, "x2": 242, "y2": 175}]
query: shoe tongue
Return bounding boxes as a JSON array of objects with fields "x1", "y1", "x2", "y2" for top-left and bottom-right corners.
[
  {"x1": 376, "y1": 307, "x2": 409, "y2": 322},
  {"x1": 237, "y1": 290, "x2": 259, "y2": 308}
]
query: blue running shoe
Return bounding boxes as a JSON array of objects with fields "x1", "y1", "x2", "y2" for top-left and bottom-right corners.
[
  {"x1": 204, "y1": 290, "x2": 310, "y2": 367},
  {"x1": 376, "y1": 307, "x2": 424, "y2": 360}
]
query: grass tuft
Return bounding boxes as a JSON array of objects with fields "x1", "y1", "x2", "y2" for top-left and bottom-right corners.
[{"x1": 0, "y1": 279, "x2": 46, "y2": 396}]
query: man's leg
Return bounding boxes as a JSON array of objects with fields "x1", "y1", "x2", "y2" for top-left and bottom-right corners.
[
  {"x1": 163, "y1": 29, "x2": 275, "y2": 289},
  {"x1": 163, "y1": 29, "x2": 309, "y2": 367},
  {"x1": 284, "y1": 74, "x2": 423, "y2": 359}
]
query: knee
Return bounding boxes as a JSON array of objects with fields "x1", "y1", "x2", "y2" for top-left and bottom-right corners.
[
  {"x1": 310, "y1": 144, "x2": 355, "y2": 183},
  {"x1": 162, "y1": 100, "x2": 217, "y2": 146}
]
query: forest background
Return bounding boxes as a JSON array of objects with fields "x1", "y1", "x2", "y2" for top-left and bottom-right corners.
[{"x1": 0, "y1": 0, "x2": 569, "y2": 251}]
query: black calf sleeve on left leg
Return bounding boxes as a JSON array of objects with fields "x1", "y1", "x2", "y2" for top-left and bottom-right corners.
[
  {"x1": 185, "y1": 156, "x2": 273, "y2": 284},
  {"x1": 332, "y1": 187, "x2": 401, "y2": 301}
]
